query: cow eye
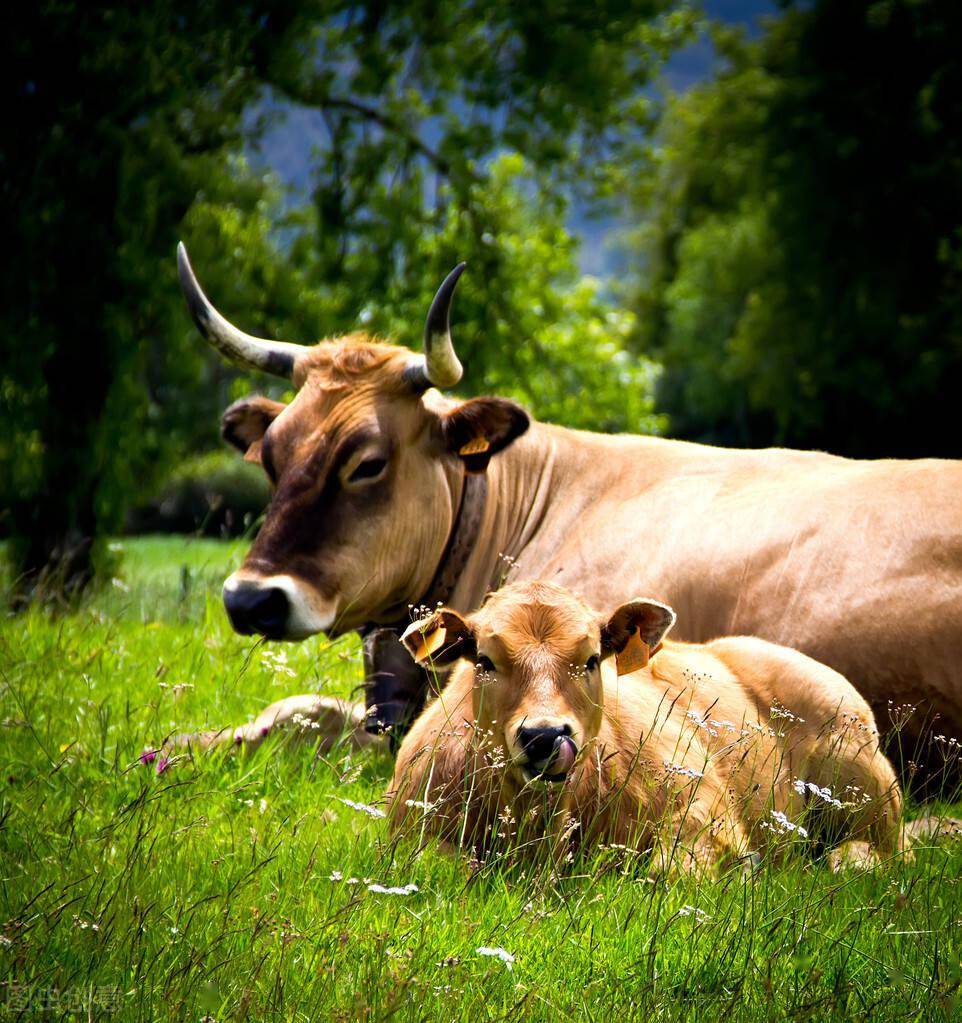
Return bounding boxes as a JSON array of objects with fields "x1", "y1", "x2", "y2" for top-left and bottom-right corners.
[
  {"x1": 476, "y1": 655, "x2": 496, "y2": 675},
  {"x1": 348, "y1": 456, "x2": 388, "y2": 483},
  {"x1": 584, "y1": 654, "x2": 600, "y2": 673}
]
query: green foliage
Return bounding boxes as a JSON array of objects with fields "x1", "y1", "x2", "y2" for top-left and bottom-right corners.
[
  {"x1": 1, "y1": 0, "x2": 314, "y2": 592},
  {"x1": 126, "y1": 450, "x2": 270, "y2": 537},
  {"x1": 629, "y1": 1, "x2": 962, "y2": 455},
  {"x1": 1, "y1": 538, "x2": 961, "y2": 1020},
  {"x1": 310, "y1": 151, "x2": 666, "y2": 434},
  {"x1": 2, "y1": 1, "x2": 693, "y2": 594}
]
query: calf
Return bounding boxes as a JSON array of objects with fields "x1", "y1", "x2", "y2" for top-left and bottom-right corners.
[{"x1": 387, "y1": 581, "x2": 903, "y2": 873}]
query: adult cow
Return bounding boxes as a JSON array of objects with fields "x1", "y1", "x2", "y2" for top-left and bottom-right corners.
[{"x1": 176, "y1": 244, "x2": 962, "y2": 778}]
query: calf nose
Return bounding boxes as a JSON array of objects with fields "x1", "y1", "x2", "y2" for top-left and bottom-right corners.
[
  {"x1": 517, "y1": 724, "x2": 574, "y2": 767},
  {"x1": 224, "y1": 583, "x2": 289, "y2": 638}
]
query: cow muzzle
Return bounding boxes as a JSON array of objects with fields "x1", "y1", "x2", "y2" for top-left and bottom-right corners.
[
  {"x1": 224, "y1": 580, "x2": 289, "y2": 638},
  {"x1": 223, "y1": 573, "x2": 334, "y2": 640},
  {"x1": 515, "y1": 724, "x2": 579, "y2": 784}
]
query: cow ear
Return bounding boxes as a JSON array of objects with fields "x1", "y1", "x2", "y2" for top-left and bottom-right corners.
[
  {"x1": 401, "y1": 608, "x2": 476, "y2": 667},
  {"x1": 221, "y1": 396, "x2": 285, "y2": 463},
  {"x1": 601, "y1": 598, "x2": 676, "y2": 676},
  {"x1": 439, "y1": 397, "x2": 530, "y2": 472}
]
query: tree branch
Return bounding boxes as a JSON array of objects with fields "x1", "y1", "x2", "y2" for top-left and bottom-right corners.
[{"x1": 274, "y1": 85, "x2": 481, "y2": 188}]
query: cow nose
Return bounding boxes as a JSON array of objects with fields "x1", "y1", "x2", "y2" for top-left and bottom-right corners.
[
  {"x1": 517, "y1": 724, "x2": 575, "y2": 772},
  {"x1": 224, "y1": 583, "x2": 289, "y2": 638}
]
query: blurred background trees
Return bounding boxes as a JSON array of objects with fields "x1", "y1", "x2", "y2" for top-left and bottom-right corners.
[
  {"x1": 3, "y1": 0, "x2": 961, "y2": 601},
  {"x1": 629, "y1": 0, "x2": 962, "y2": 454}
]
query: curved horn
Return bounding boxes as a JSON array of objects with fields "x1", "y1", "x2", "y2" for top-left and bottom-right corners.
[
  {"x1": 176, "y1": 242, "x2": 307, "y2": 378},
  {"x1": 409, "y1": 262, "x2": 466, "y2": 390}
]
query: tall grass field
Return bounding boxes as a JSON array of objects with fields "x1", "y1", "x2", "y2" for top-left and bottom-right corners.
[{"x1": 2, "y1": 538, "x2": 961, "y2": 1021}]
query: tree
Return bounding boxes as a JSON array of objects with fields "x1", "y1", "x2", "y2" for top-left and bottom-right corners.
[
  {"x1": 628, "y1": 0, "x2": 962, "y2": 457},
  {"x1": 1, "y1": 2, "x2": 313, "y2": 601},
  {"x1": 251, "y1": 0, "x2": 694, "y2": 399},
  {"x1": 2, "y1": 0, "x2": 692, "y2": 601}
]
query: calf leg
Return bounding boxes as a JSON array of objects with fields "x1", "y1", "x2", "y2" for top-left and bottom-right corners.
[
  {"x1": 652, "y1": 792, "x2": 753, "y2": 878},
  {"x1": 817, "y1": 723, "x2": 904, "y2": 856}
]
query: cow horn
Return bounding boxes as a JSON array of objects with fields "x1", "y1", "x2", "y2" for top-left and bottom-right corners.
[
  {"x1": 176, "y1": 242, "x2": 307, "y2": 378},
  {"x1": 411, "y1": 262, "x2": 466, "y2": 390}
]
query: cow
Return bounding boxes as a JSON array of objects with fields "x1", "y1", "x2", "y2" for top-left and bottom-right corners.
[
  {"x1": 175, "y1": 243, "x2": 962, "y2": 782},
  {"x1": 387, "y1": 581, "x2": 904, "y2": 873}
]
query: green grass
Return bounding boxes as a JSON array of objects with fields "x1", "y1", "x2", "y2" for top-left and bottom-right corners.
[{"x1": 1, "y1": 537, "x2": 961, "y2": 1021}]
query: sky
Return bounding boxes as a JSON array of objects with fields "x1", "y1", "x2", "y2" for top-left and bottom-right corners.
[
  {"x1": 666, "y1": 0, "x2": 779, "y2": 90},
  {"x1": 247, "y1": 1, "x2": 781, "y2": 275}
]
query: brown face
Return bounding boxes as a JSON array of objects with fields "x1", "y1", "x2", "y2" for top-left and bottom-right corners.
[
  {"x1": 467, "y1": 584, "x2": 604, "y2": 784},
  {"x1": 403, "y1": 582, "x2": 678, "y2": 784},
  {"x1": 220, "y1": 340, "x2": 529, "y2": 640},
  {"x1": 406, "y1": 583, "x2": 604, "y2": 785}
]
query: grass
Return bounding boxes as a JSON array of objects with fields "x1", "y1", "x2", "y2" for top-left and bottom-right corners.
[{"x1": 1, "y1": 536, "x2": 961, "y2": 1021}]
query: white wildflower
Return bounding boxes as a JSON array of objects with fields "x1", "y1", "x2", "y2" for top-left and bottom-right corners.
[
  {"x1": 337, "y1": 798, "x2": 386, "y2": 819},
  {"x1": 686, "y1": 710, "x2": 719, "y2": 737},
  {"x1": 291, "y1": 712, "x2": 321, "y2": 731},
  {"x1": 477, "y1": 946, "x2": 515, "y2": 969},
  {"x1": 367, "y1": 883, "x2": 419, "y2": 895},
  {"x1": 663, "y1": 761, "x2": 704, "y2": 780},
  {"x1": 260, "y1": 649, "x2": 296, "y2": 678},
  {"x1": 404, "y1": 798, "x2": 436, "y2": 811},
  {"x1": 678, "y1": 905, "x2": 711, "y2": 922},
  {"x1": 769, "y1": 701, "x2": 805, "y2": 723},
  {"x1": 762, "y1": 809, "x2": 809, "y2": 838},
  {"x1": 792, "y1": 779, "x2": 844, "y2": 809},
  {"x1": 329, "y1": 870, "x2": 343, "y2": 882},
  {"x1": 158, "y1": 681, "x2": 195, "y2": 695}
]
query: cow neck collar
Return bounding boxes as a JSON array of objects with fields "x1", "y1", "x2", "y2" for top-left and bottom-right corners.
[{"x1": 375, "y1": 469, "x2": 488, "y2": 631}]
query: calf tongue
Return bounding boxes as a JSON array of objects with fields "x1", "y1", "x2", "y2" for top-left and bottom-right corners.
[{"x1": 547, "y1": 735, "x2": 577, "y2": 776}]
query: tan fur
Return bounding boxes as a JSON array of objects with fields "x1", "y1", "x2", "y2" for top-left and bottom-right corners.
[
  {"x1": 230, "y1": 341, "x2": 465, "y2": 633},
  {"x1": 388, "y1": 582, "x2": 903, "y2": 874},
  {"x1": 193, "y1": 318, "x2": 957, "y2": 840},
  {"x1": 216, "y1": 332, "x2": 962, "y2": 758}
]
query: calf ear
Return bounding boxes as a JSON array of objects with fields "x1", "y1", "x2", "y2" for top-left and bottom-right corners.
[
  {"x1": 401, "y1": 608, "x2": 476, "y2": 667},
  {"x1": 221, "y1": 396, "x2": 285, "y2": 464},
  {"x1": 601, "y1": 599, "x2": 677, "y2": 676},
  {"x1": 439, "y1": 397, "x2": 530, "y2": 472}
]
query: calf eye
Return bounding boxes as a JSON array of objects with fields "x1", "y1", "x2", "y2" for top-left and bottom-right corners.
[
  {"x1": 584, "y1": 655, "x2": 600, "y2": 673},
  {"x1": 476, "y1": 655, "x2": 496, "y2": 675},
  {"x1": 348, "y1": 457, "x2": 388, "y2": 483}
]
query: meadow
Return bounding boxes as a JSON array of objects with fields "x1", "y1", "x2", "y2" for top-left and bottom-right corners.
[{"x1": 1, "y1": 537, "x2": 961, "y2": 1022}]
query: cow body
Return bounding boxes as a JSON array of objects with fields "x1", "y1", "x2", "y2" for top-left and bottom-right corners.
[
  {"x1": 174, "y1": 248, "x2": 962, "y2": 770},
  {"x1": 450, "y1": 424, "x2": 962, "y2": 752},
  {"x1": 388, "y1": 582, "x2": 903, "y2": 872}
]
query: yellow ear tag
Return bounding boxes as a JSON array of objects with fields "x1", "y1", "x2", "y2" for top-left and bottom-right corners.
[
  {"x1": 459, "y1": 435, "x2": 490, "y2": 457},
  {"x1": 616, "y1": 631, "x2": 650, "y2": 676},
  {"x1": 413, "y1": 625, "x2": 447, "y2": 664}
]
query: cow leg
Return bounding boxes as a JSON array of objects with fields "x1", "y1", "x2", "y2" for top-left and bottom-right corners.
[
  {"x1": 652, "y1": 806, "x2": 752, "y2": 878},
  {"x1": 172, "y1": 695, "x2": 378, "y2": 754},
  {"x1": 362, "y1": 626, "x2": 432, "y2": 750},
  {"x1": 826, "y1": 840, "x2": 880, "y2": 872},
  {"x1": 903, "y1": 815, "x2": 962, "y2": 846}
]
